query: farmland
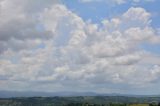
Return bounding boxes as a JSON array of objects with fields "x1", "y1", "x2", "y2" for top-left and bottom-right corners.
[{"x1": 0, "y1": 96, "x2": 160, "y2": 106}]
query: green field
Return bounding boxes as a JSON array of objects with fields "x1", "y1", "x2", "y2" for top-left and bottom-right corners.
[{"x1": 129, "y1": 104, "x2": 149, "y2": 106}]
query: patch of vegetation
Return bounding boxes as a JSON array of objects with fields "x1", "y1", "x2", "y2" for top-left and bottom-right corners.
[{"x1": 0, "y1": 96, "x2": 160, "y2": 106}]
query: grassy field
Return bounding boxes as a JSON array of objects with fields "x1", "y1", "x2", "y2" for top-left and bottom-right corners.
[{"x1": 129, "y1": 104, "x2": 149, "y2": 106}]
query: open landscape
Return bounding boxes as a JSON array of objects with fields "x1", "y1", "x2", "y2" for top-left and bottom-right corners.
[
  {"x1": 0, "y1": 96, "x2": 160, "y2": 106},
  {"x1": 0, "y1": 0, "x2": 160, "y2": 106},
  {"x1": 0, "y1": 91, "x2": 160, "y2": 106}
]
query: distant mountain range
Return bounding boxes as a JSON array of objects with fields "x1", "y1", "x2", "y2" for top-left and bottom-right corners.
[{"x1": 0, "y1": 91, "x2": 159, "y2": 98}]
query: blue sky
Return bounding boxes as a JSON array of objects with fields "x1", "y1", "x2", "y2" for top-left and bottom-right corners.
[
  {"x1": 0, "y1": 0, "x2": 160, "y2": 95},
  {"x1": 62, "y1": 0, "x2": 160, "y2": 54},
  {"x1": 62, "y1": 0, "x2": 160, "y2": 26}
]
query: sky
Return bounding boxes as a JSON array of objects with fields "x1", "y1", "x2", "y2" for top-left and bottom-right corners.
[{"x1": 0, "y1": 0, "x2": 160, "y2": 95}]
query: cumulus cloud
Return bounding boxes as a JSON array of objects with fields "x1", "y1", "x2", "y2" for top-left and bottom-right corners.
[
  {"x1": 0, "y1": 0, "x2": 60, "y2": 53},
  {"x1": 0, "y1": 0, "x2": 160, "y2": 92}
]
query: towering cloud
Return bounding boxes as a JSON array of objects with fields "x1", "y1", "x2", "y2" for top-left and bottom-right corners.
[{"x1": 0, "y1": 0, "x2": 160, "y2": 93}]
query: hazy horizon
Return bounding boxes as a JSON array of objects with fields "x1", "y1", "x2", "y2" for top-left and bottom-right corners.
[
  {"x1": 1, "y1": 90, "x2": 160, "y2": 98},
  {"x1": 0, "y1": 0, "x2": 160, "y2": 95}
]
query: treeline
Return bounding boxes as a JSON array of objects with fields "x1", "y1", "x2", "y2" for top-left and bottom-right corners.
[
  {"x1": 65, "y1": 102, "x2": 160, "y2": 106},
  {"x1": 0, "y1": 101, "x2": 159, "y2": 106},
  {"x1": 66, "y1": 103, "x2": 127, "y2": 106},
  {"x1": 0, "y1": 96, "x2": 160, "y2": 106}
]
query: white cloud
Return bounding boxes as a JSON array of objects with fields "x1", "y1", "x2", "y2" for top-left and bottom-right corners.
[
  {"x1": 0, "y1": 0, "x2": 59, "y2": 53},
  {"x1": 114, "y1": 52, "x2": 142, "y2": 65},
  {"x1": 122, "y1": 7, "x2": 151, "y2": 26},
  {"x1": 0, "y1": 0, "x2": 160, "y2": 93}
]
